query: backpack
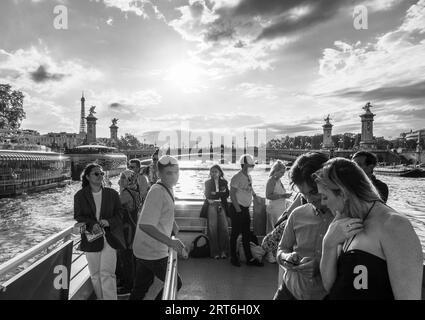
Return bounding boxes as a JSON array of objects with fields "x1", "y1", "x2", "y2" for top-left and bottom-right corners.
[
  {"x1": 189, "y1": 235, "x2": 210, "y2": 258},
  {"x1": 237, "y1": 233, "x2": 265, "y2": 262}
]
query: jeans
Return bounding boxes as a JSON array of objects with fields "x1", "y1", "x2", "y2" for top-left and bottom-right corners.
[
  {"x1": 230, "y1": 205, "x2": 253, "y2": 261},
  {"x1": 130, "y1": 256, "x2": 182, "y2": 300},
  {"x1": 116, "y1": 249, "x2": 135, "y2": 291},
  {"x1": 207, "y1": 202, "x2": 229, "y2": 257},
  {"x1": 86, "y1": 240, "x2": 117, "y2": 300}
]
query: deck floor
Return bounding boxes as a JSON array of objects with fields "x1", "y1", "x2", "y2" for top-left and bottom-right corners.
[{"x1": 176, "y1": 258, "x2": 278, "y2": 300}]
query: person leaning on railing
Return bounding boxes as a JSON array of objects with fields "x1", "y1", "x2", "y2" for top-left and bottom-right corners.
[
  {"x1": 74, "y1": 163, "x2": 126, "y2": 300},
  {"x1": 200, "y1": 164, "x2": 230, "y2": 259},
  {"x1": 130, "y1": 155, "x2": 186, "y2": 300}
]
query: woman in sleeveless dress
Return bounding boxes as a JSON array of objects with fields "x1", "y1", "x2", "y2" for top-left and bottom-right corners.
[
  {"x1": 313, "y1": 158, "x2": 422, "y2": 299},
  {"x1": 265, "y1": 160, "x2": 292, "y2": 263}
]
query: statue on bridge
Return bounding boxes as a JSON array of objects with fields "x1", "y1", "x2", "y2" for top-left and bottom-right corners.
[
  {"x1": 88, "y1": 106, "x2": 97, "y2": 116},
  {"x1": 111, "y1": 118, "x2": 119, "y2": 126},
  {"x1": 363, "y1": 102, "x2": 373, "y2": 113},
  {"x1": 324, "y1": 114, "x2": 332, "y2": 125}
]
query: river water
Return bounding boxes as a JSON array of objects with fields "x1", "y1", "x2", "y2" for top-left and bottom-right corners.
[{"x1": 1, "y1": 161, "x2": 425, "y2": 265}]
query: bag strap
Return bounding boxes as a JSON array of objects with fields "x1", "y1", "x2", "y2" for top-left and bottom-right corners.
[
  {"x1": 124, "y1": 188, "x2": 138, "y2": 226},
  {"x1": 156, "y1": 182, "x2": 175, "y2": 203}
]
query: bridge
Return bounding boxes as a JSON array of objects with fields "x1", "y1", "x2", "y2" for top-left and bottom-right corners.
[{"x1": 266, "y1": 148, "x2": 401, "y2": 164}]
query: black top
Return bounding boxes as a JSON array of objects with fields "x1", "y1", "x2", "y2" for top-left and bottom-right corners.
[
  {"x1": 327, "y1": 249, "x2": 394, "y2": 300},
  {"x1": 200, "y1": 178, "x2": 230, "y2": 218},
  {"x1": 371, "y1": 175, "x2": 389, "y2": 203}
]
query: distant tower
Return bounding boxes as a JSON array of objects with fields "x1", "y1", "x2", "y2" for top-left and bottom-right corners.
[
  {"x1": 110, "y1": 119, "x2": 119, "y2": 143},
  {"x1": 360, "y1": 102, "x2": 376, "y2": 150},
  {"x1": 86, "y1": 106, "x2": 98, "y2": 145},
  {"x1": 322, "y1": 115, "x2": 334, "y2": 149},
  {"x1": 79, "y1": 92, "x2": 86, "y2": 134}
]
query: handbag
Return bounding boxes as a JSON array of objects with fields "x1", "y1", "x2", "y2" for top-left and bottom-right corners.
[{"x1": 189, "y1": 235, "x2": 210, "y2": 258}]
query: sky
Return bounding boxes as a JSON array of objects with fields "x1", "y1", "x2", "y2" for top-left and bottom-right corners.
[{"x1": 1, "y1": 0, "x2": 424, "y2": 145}]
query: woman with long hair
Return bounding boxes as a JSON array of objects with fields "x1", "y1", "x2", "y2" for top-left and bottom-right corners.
[
  {"x1": 314, "y1": 158, "x2": 422, "y2": 299},
  {"x1": 74, "y1": 163, "x2": 125, "y2": 300},
  {"x1": 116, "y1": 169, "x2": 142, "y2": 295},
  {"x1": 266, "y1": 160, "x2": 292, "y2": 232},
  {"x1": 265, "y1": 160, "x2": 292, "y2": 263},
  {"x1": 200, "y1": 164, "x2": 230, "y2": 259}
]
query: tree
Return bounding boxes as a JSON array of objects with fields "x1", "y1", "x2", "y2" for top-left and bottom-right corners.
[
  {"x1": 0, "y1": 84, "x2": 25, "y2": 130},
  {"x1": 117, "y1": 133, "x2": 143, "y2": 150}
]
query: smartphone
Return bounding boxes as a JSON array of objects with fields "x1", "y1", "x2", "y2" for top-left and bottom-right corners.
[{"x1": 281, "y1": 258, "x2": 299, "y2": 266}]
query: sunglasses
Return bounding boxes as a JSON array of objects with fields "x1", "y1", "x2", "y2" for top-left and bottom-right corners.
[
  {"x1": 158, "y1": 156, "x2": 179, "y2": 166},
  {"x1": 92, "y1": 171, "x2": 105, "y2": 177}
]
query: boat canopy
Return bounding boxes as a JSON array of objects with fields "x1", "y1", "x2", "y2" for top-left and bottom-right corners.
[{"x1": 0, "y1": 151, "x2": 68, "y2": 162}]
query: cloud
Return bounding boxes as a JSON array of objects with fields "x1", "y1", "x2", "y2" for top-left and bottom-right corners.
[
  {"x1": 313, "y1": 0, "x2": 425, "y2": 105},
  {"x1": 328, "y1": 80, "x2": 425, "y2": 102},
  {"x1": 0, "y1": 46, "x2": 102, "y2": 95},
  {"x1": 232, "y1": 83, "x2": 279, "y2": 100},
  {"x1": 29, "y1": 65, "x2": 67, "y2": 83},
  {"x1": 99, "y1": 0, "x2": 165, "y2": 20},
  {"x1": 168, "y1": 0, "x2": 293, "y2": 77}
]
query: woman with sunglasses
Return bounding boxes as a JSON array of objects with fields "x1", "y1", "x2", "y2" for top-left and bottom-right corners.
[
  {"x1": 200, "y1": 165, "x2": 230, "y2": 259},
  {"x1": 74, "y1": 163, "x2": 126, "y2": 300},
  {"x1": 315, "y1": 158, "x2": 422, "y2": 300}
]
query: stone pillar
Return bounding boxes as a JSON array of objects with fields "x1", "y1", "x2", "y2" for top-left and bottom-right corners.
[
  {"x1": 110, "y1": 124, "x2": 118, "y2": 141},
  {"x1": 86, "y1": 114, "x2": 97, "y2": 145},
  {"x1": 322, "y1": 115, "x2": 334, "y2": 149},
  {"x1": 360, "y1": 102, "x2": 376, "y2": 150}
]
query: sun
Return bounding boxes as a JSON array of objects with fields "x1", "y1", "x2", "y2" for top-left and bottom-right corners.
[{"x1": 165, "y1": 62, "x2": 202, "y2": 90}]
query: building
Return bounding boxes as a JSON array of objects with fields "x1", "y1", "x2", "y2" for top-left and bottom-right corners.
[
  {"x1": 404, "y1": 129, "x2": 425, "y2": 142},
  {"x1": 33, "y1": 132, "x2": 82, "y2": 150}
]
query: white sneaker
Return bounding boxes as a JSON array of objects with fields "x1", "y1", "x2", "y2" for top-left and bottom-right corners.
[{"x1": 266, "y1": 252, "x2": 277, "y2": 264}]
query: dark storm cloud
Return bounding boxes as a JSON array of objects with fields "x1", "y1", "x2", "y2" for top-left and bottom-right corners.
[
  {"x1": 205, "y1": 0, "x2": 349, "y2": 42},
  {"x1": 29, "y1": 65, "x2": 66, "y2": 83},
  {"x1": 330, "y1": 80, "x2": 425, "y2": 102},
  {"x1": 110, "y1": 102, "x2": 124, "y2": 108}
]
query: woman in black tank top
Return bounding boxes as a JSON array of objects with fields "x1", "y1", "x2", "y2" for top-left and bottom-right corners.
[{"x1": 312, "y1": 158, "x2": 423, "y2": 300}]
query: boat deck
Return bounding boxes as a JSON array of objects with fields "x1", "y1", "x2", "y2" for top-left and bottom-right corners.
[
  {"x1": 139, "y1": 258, "x2": 278, "y2": 300},
  {"x1": 177, "y1": 259, "x2": 278, "y2": 300}
]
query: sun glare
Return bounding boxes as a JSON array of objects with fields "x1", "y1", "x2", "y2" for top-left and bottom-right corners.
[{"x1": 165, "y1": 62, "x2": 202, "y2": 89}]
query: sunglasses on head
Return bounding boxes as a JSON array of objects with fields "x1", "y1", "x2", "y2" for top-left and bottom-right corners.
[{"x1": 158, "y1": 156, "x2": 178, "y2": 166}]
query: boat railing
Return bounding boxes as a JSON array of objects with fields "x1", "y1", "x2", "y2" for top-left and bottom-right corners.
[
  {"x1": 162, "y1": 237, "x2": 179, "y2": 300},
  {"x1": 0, "y1": 227, "x2": 74, "y2": 280},
  {"x1": 0, "y1": 226, "x2": 88, "y2": 299}
]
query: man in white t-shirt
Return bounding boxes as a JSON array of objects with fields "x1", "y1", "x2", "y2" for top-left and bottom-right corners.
[
  {"x1": 229, "y1": 154, "x2": 263, "y2": 267},
  {"x1": 130, "y1": 155, "x2": 186, "y2": 300}
]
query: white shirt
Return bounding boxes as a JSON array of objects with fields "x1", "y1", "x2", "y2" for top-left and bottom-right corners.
[
  {"x1": 132, "y1": 183, "x2": 175, "y2": 260},
  {"x1": 230, "y1": 171, "x2": 253, "y2": 207},
  {"x1": 92, "y1": 190, "x2": 102, "y2": 220}
]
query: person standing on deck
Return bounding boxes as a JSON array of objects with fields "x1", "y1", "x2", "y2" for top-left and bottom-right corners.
[
  {"x1": 116, "y1": 169, "x2": 141, "y2": 295},
  {"x1": 148, "y1": 149, "x2": 160, "y2": 185},
  {"x1": 275, "y1": 152, "x2": 332, "y2": 300},
  {"x1": 128, "y1": 159, "x2": 149, "y2": 204},
  {"x1": 130, "y1": 155, "x2": 186, "y2": 300},
  {"x1": 200, "y1": 164, "x2": 230, "y2": 259},
  {"x1": 74, "y1": 163, "x2": 126, "y2": 300},
  {"x1": 229, "y1": 154, "x2": 263, "y2": 267},
  {"x1": 352, "y1": 151, "x2": 389, "y2": 203},
  {"x1": 265, "y1": 160, "x2": 292, "y2": 263}
]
